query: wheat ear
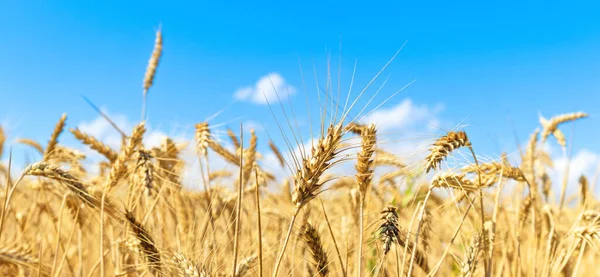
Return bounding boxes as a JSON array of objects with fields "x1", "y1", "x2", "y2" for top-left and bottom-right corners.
[
  {"x1": 168, "y1": 252, "x2": 201, "y2": 277},
  {"x1": 142, "y1": 27, "x2": 163, "y2": 119},
  {"x1": 70, "y1": 128, "x2": 118, "y2": 162},
  {"x1": 268, "y1": 140, "x2": 286, "y2": 168},
  {"x1": 424, "y1": 131, "x2": 471, "y2": 173},
  {"x1": 273, "y1": 123, "x2": 344, "y2": 277},
  {"x1": 227, "y1": 128, "x2": 241, "y2": 150},
  {"x1": 354, "y1": 123, "x2": 376, "y2": 276},
  {"x1": 43, "y1": 113, "x2": 67, "y2": 161},
  {"x1": 15, "y1": 138, "x2": 43, "y2": 154},
  {"x1": 301, "y1": 222, "x2": 330, "y2": 277},
  {"x1": 125, "y1": 210, "x2": 162, "y2": 274},
  {"x1": 540, "y1": 112, "x2": 588, "y2": 147},
  {"x1": 0, "y1": 126, "x2": 4, "y2": 159}
]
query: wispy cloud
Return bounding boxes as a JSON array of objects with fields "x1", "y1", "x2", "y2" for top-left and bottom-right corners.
[
  {"x1": 233, "y1": 73, "x2": 296, "y2": 104},
  {"x1": 549, "y1": 147, "x2": 600, "y2": 195},
  {"x1": 361, "y1": 99, "x2": 444, "y2": 132}
]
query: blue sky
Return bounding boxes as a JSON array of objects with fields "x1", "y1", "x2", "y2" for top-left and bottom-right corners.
[{"x1": 1, "y1": 1, "x2": 600, "y2": 189}]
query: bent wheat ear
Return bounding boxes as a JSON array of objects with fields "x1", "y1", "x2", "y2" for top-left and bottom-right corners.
[
  {"x1": 24, "y1": 162, "x2": 96, "y2": 208},
  {"x1": 540, "y1": 112, "x2": 588, "y2": 147},
  {"x1": 15, "y1": 138, "x2": 44, "y2": 154},
  {"x1": 463, "y1": 162, "x2": 526, "y2": 182},
  {"x1": 345, "y1": 122, "x2": 368, "y2": 135},
  {"x1": 125, "y1": 210, "x2": 161, "y2": 274},
  {"x1": 425, "y1": 131, "x2": 471, "y2": 173},
  {"x1": 431, "y1": 172, "x2": 477, "y2": 192}
]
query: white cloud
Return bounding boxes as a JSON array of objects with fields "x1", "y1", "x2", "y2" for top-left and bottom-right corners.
[
  {"x1": 549, "y1": 149, "x2": 600, "y2": 196},
  {"x1": 361, "y1": 99, "x2": 443, "y2": 132},
  {"x1": 234, "y1": 73, "x2": 296, "y2": 104}
]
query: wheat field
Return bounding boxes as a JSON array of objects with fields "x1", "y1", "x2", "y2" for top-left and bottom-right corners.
[{"x1": 0, "y1": 29, "x2": 597, "y2": 277}]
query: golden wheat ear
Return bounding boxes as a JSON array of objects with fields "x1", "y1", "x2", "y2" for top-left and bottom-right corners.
[
  {"x1": 167, "y1": 251, "x2": 202, "y2": 277},
  {"x1": 424, "y1": 130, "x2": 471, "y2": 173},
  {"x1": 23, "y1": 162, "x2": 96, "y2": 208},
  {"x1": 14, "y1": 138, "x2": 43, "y2": 154},
  {"x1": 378, "y1": 205, "x2": 400, "y2": 256},
  {"x1": 0, "y1": 126, "x2": 5, "y2": 160},
  {"x1": 540, "y1": 112, "x2": 588, "y2": 147},
  {"x1": 43, "y1": 113, "x2": 67, "y2": 161},
  {"x1": 142, "y1": 27, "x2": 163, "y2": 119},
  {"x1": 125, "y1": 210, "x2": 162, "y2": 275},
  {"x1": 70, "y1": 128, "x2": 118, "y2": 162},
  {"x1": 300, "y1": 222, "x2": 329, "y2": 277},
  {"x1": 460, "y1": 232, "x2": 483, "y2": 276}
]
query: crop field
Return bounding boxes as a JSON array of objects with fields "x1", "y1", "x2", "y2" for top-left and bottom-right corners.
[{"x1": 0, "y1": 28, "x2": 597, "y2": 277}]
